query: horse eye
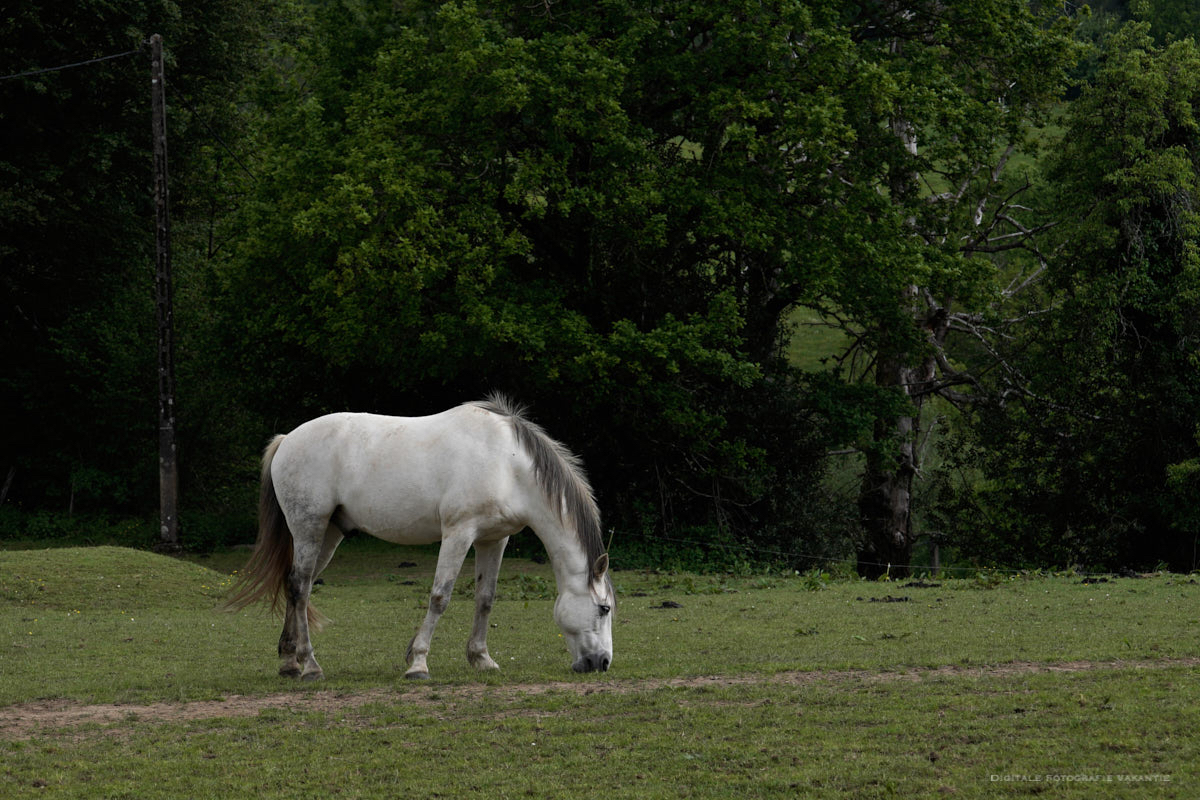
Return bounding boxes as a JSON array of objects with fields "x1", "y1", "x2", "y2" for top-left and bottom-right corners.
[{"x1": 598, "y1": 604, "x2": 611, "y2": 617}]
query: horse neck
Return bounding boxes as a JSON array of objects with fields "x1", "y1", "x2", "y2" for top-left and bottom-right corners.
[{"x1": 530, "y1": 516, "x2": 591, "y2": 595}]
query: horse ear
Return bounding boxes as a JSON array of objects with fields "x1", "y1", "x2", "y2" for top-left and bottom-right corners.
[{"x1": 592, "y1": 553, "x2": 609, "y2": 580}]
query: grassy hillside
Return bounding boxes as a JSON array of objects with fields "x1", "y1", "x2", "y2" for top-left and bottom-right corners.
[{"x1": 0, "y1": 546, "x2": 233, "y2": 613}]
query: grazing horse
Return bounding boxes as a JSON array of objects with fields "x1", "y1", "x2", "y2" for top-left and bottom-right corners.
[{"x1": 225, "y1": 395, "x2": 614, "y2": 680}]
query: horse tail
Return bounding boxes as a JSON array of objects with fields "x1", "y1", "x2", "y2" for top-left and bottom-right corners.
[{"x1": 224, "y1": 435, "x2": 302, "y2": 620}]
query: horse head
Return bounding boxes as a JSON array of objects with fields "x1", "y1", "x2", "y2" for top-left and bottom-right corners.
[{"x1": 554, "y1": 553, "x2": 613, "y2": 673}]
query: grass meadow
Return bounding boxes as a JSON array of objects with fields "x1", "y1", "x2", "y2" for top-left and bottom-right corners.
[{"x1": 2, "y1": 539, "x2": 1199, "y2": 797}]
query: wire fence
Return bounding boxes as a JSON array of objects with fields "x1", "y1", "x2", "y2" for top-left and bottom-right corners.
[{"x1": 615, "y1": 527, "x2": 1137, "y2": 580}]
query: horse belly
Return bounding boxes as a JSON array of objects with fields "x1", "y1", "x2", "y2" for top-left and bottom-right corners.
[
  {"x1": 338, "y1": 476, "x2": 446, "y2": 545},
  {"x1": 338, "y1": 465, "x2": 524, "y2": 546}
]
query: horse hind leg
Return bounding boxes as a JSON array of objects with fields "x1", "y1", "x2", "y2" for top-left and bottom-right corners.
[
  {"x1": 277, "y1": 573, "x2": 306, "y2": 678},
  {"x1": 466, "y1": 537, "x2": 508, "y2": 671},
  {"x1": 276, "y1": 560, "x2": 306, "y2": 677},
  {"x1": 279, "y1": 521, "x2": 339, "y2": 680},
  {"x1": 278, "y1": 605, "x2": 300, "y2": 675}
]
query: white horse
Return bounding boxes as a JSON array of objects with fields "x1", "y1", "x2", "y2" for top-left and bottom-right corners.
[{"x1": 226, "y1": 395, "x2": 614, "y2": 680}]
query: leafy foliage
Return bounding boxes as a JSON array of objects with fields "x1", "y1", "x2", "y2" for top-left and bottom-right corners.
[
  {"x1": 1132, "y1": 0, "x2": 1200, "y2": 44},
  {"x1": 949, "y1": 25, "x2": 1200, "y2": 569},
  {"x1": 3, "y1": 1, "x2": 1198, "y2": 574},
  {"x1": 219, "y1": 0, "x2": 858, "y2": 549},
  {"x1": 0, "y1": 0, "x2": 273, "y2": 513}
]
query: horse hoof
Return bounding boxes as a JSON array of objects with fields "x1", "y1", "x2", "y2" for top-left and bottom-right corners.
[
  {"x1": 405, "y1": 670, "x2": 431, "y2": 681},
  {"x1": 279, "y1": 665, "x2": 302, "y2": 678},
  {"x1": 470, "y1": 657, "x2": 500, "y2": 672},
  {"x1": 301, "y1": 670, "x2": 324, "y2": 682}
]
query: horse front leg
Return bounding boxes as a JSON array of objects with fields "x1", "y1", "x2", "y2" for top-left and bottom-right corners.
[
  {"x1": 467, "y1": 537, "x2": 508, "y2": 671},
  {"x1": 406, "y1": 534, "x2": 473, "y2": 680}
]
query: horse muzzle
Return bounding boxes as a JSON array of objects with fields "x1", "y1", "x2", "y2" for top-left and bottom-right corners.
[{"x1": 572, "y1": 652, "x2": 611, "y2": 673}]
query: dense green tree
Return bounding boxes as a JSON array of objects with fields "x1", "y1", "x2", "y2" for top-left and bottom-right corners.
[
  {"x1": 810, "y1": 0, "x2": 1077, "y2": 575},
  {"x1": 1132, "y1": 0, "x2": 1200, "y2": 44},
  {"x1": 1, "y1": 1, "x2": 273, "y2": 517},
  {"x1": 217, "y1": 0, "x2": 1083, "y2": 566},
  {"x1": 220, "y1": 0, "x2": 862, "y2": 554},
  {"x1": 12, "y1": 0, "x2": 1190, "y2": 575},
  {"x1": 949, "y1": 24, "x2": 1200, "y2": 569}
]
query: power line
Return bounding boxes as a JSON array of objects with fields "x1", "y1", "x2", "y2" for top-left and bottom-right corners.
[
  {"x1": 2, "y1": 42, "x2": 257, "y2": 183},
  {"x1": 172, "y1": 91, "x2": 258, "y2": 183},
  {"x1": 0, "y1": 45, "x2": 145, "y2": 83}
]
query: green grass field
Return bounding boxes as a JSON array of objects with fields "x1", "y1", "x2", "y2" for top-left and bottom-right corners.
[{"x1": 2, "y1": 540, "x2": 1198, "y2": 797}]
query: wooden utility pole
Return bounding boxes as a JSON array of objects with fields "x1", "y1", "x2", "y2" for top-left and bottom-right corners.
[{"x1": 151, "y1": 34, "x2": 180, "y2": 552}]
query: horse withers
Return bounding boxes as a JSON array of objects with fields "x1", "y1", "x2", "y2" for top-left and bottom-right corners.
[{"x1": 225, "y1": 395, "x2": 614, "y2": 680}]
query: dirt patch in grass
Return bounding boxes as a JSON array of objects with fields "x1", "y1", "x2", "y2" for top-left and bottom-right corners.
[{"x1": 6, "y1": 657, "x2": 1199, "y2": 740}]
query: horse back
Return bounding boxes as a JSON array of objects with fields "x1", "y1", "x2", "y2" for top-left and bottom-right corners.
[{"x1": 270, "y1": 406, "x2": 532, "y2": 543}]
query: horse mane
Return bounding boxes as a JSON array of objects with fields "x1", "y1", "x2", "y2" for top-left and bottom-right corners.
[{"x1": 473, "y1": 393, "x2": 606, "y2": 570}]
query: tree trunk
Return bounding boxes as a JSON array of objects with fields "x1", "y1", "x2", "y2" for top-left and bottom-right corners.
[
  {"x1": 856, "y1": 29, "x2": 928, "y2": 579},
  {"x1": 858, "y1": 363, "x2": 918, "y2": 578},
  {"x1": 856, "y1": 294, "x2": 950, "y2": 578}
]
